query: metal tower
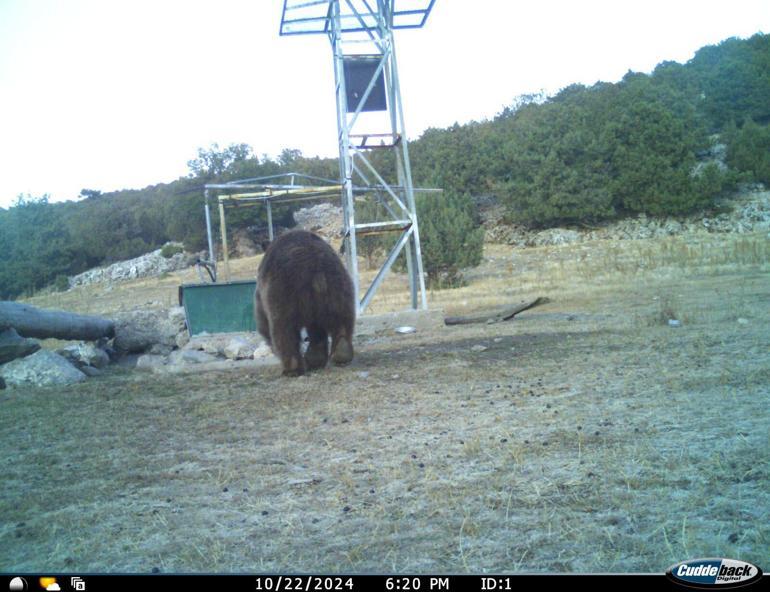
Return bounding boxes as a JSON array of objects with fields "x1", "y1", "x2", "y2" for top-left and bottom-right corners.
[{"x1": 280, "y1": 0, "x2": 436, "y2": 314}]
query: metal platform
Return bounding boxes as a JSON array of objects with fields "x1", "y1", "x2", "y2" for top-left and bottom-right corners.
[
  {"x1": 279, "y1": 0, "x2": 436, "y2": 36},
  {"x1": 203, "y1": 173, "x2": 440, "y2": 289}
]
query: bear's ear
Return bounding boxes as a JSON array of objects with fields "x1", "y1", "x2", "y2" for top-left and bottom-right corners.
[{"x1": 260, "y1": 240, "x2": 271, "y2": 253}]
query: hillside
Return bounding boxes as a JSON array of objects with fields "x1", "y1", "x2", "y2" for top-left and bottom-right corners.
[{"x1": 1, "y1": 33, "x2": 769, "y2": 300}]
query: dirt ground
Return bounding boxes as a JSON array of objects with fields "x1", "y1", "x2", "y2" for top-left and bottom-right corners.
[{"x1": 1, "y1": 232, "x2": 769, "y2": 573}]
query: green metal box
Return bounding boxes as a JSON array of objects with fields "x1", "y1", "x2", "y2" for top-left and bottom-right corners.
[{"x1": 179, "y1": 281, "x2": 257, "y2": 336}]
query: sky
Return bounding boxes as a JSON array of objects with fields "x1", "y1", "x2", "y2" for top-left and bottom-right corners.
[{"x1": 0, "y1": 0, "x2": 768, "y2": 208}]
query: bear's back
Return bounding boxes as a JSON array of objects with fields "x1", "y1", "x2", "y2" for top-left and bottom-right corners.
[{"x1": 257, "y1": 230, "x2": 355, "y2": 325}]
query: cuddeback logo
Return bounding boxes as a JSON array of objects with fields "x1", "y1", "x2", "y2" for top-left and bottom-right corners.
[{"x1": 666, "y1": 558, "x2": 763, "y2": 588}]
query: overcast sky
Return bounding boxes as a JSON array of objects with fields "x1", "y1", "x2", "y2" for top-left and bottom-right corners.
[{"x1": 0, "y1": 0, "x2": 768, "y2": 208}]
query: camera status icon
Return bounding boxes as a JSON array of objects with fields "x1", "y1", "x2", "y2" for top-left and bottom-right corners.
[
  {"x1": 9, "y1": 577, "x2": 27, "y2": 591},
  {"x1": 70, "y1": 579, "x2": 85, "y2": 592}
]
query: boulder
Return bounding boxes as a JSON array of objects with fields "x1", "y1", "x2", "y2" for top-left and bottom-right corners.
[
  {"x1": 148, "y1": 343, "x2": 174, "y2": 356},
  {"x1": 57, "y1": 342, "x2": 110, "y2": 369},
  {"x1": 232, "y1": 229, "x2": 258, "y2": 258},
  {"x1": 293, "y1": 203, "x2": 343, "y2": 240},
  {"x1": 175, "y1": 331, "x2": 190, "y2": 349},
  {"x1": 136, "y1": 354, "x2": 168, "y2": 371},
  {"x1": 224, "y1": 336, "x2": 257, "y2": 360},
  {"x1": 253, "y1": 342, "x2": 273, "y2": 359},
  {"x1": 185, "y1": 332, "x2": 263, "y2": 359},
  {"x1": 1, "y1": 350, "x2": 87, "y2": 388},
  {"x1": 113, "y1": 310, "x2": 179, "y2": 354},
  {"x1": 0, "y1": 328, "x2": 40, "y2": 364},
  {"x1": 167, "y1": 306, "x2": 187, "y2": 332},
  {"x1": 169, "y1": 349, "x2": 218, "y2": 365},
  {"x1": 184, "y1": 333, "x2": 228, "y2": 355}
]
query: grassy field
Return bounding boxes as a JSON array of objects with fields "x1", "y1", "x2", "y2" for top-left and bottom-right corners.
[{"x1": 2, "y1": 231, "x2": 769, "y2": 573}]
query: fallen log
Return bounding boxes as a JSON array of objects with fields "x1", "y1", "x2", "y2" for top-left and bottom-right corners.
[
  {"x1": 444, "y1": 296, "x2": 551, "y2": 326},
  {"x1": 0, "y1": 301, "x2": 115, "y2": 341}
]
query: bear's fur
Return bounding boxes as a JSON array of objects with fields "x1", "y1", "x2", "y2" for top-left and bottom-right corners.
[{"x1": 255, "y1": 230, "x2": 356, "y2": 376}]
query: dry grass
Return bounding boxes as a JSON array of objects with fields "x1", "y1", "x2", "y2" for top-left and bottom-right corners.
[{"x1": 2, "y1": 230, "x2": 769, "y2": 573}]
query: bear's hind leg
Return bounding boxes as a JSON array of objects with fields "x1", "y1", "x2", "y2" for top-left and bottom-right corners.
[
  {"x1": 255, "y1": 289, "x2": 272, "y2": 346},
  {"x1": 271, "y1": 318, "x2": 304, "y2": 377},
  {"x1": 330, "y1": 323, "x2": 354, "y2": 366},
  {"x1": 305, "y1": 325, "x2": 329, "y2": 371}
]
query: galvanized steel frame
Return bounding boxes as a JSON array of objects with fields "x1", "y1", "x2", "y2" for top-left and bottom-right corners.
[
  {"x1": 200, "y1": 1, "x2": 435, "y2": 313},
  {"x1": 325, "y1": 0, "x2": 429, "y2": 313}
]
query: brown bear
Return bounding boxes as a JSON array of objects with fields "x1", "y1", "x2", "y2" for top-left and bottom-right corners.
[{"x1": 255, "y1": 229, "x2": 356, "y2": 376}]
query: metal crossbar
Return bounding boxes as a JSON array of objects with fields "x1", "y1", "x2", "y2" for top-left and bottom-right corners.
[{"x1": 280, "y1": 0, "x2": 435, "y2": 36}]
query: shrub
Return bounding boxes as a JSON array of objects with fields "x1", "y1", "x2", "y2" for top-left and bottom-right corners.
[
  {"x1": 413, "y1": 191, "x2": 484, "y2": 288},
  {"x1": 160, "y1": 243, "x2": 184, "y2": 259},
  {"x1": 725, "y1": 119, "x2": 770, "y2": 185},
  {"x1": 53, "y1": 274, "x2": 70, "y2": 292}
]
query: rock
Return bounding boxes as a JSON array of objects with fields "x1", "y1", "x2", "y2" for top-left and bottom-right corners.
[
  {"x1": 293, "y1": 203, "x2": 343, "y2": 240},
  {"x1": 57, "y1": 342, "x2": 110, "y2": 369},
  {"x1": 253, "y1": 342, "x2": 273, "y2": 359},
  {"x1": 200, "y1": 339, "x2": 223, "y2": 355},
  {"x1": 169, "y1": 349, "x2": 218, "y2": 365},
  {"x1": 148, "y1": 343, "x2": 174, "y2": 356},
  {"x1": 80, "y1": 366, "x2": 103, "y2": 377},
  {"x1": 483, "y1": 188, "x2": 770, "y2": 245},
  {"x1": 668, "y1": 319, "x2": 681, "y2": 327},
  {"x1": 232, "y1": 229, "x2": 258, "y2": 258},
  {"x1": 113, "y1": 310, "x2": 179, "y2": 354},
  {"x1": 184, "y1": 332, "x2": 262, "y2": 357},
  {"x1": 529, "y1": 228, "x2": 581, "y2": 246},
  {"x1": 175, "y1": 331, "x2": 190, "y2": 349},
  {"x1": 1, "y1": 350, "x2": 87, "y2": 388},
  {"x1": 471, "y1": 344, "x2": 488, "y2": 352},
  {"x1": 184, "y1": 333, "x2": 226, "y2": 355},
  {"x1": 737, "y1": 318, "x2": 749, "y2": 325},
  {"x1": 167, "y1": 306, "x2": 187, "y2": 332},
  {"x1": 0, "y1": 328, "x2": 41, "y2": 364},
  {"x1": 136, "y1": 354, "x2": 168, "y2": 370},
  {"x1": 224, "y1": 337, "x2": 255, "y2": 360},
  {"x1": 68, "y1": 244, "x2": 197, "y2": 288}
]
